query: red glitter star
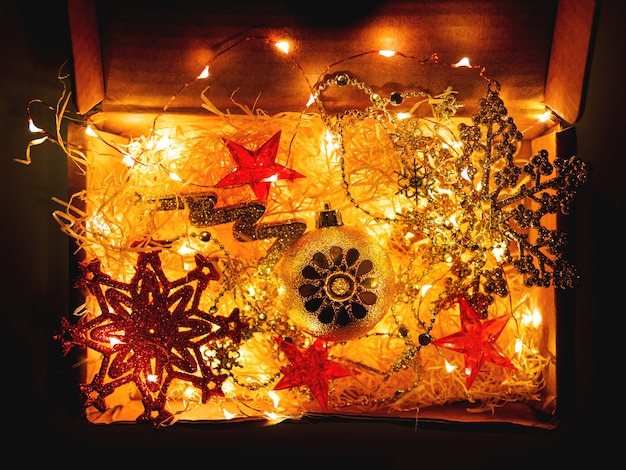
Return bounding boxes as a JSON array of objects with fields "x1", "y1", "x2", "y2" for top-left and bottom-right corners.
[
  {"x1": 216, "y1": 131, "x2": 305, "y2": 201},
  {"x1": 273, "y1": 337, "x2": 357, "y2": 413},
  {"x1": 57, "y1": 245, "x2": 248, "y2": 427},
  {"x1": 432, "y1": 296, "x2": 516, "y2": 389}
]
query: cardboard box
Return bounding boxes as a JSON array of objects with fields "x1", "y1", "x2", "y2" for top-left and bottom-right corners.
[{"x1": 62, "y1": 0, "x2": 597, "y2": 429}]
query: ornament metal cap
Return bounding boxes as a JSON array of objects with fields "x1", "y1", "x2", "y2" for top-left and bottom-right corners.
[{"x1": 316, "y1": 202, "x2": 343, "y2": 228}]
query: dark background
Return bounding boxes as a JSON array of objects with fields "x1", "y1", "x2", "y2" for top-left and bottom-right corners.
[{"x1": 1, "y1": 0, "x2": 622, "y2": 465}]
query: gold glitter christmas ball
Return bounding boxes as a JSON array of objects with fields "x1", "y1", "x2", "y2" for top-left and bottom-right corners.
[{"x1": 278, "y1": 204, "x2": 395, "y2": 342}]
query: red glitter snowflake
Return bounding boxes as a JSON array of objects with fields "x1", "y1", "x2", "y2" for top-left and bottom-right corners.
[{"x1": 57, "y1": 245, "x2": 248, "y2": 427}]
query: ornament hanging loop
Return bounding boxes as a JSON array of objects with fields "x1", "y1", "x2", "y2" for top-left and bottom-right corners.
[
  {"x1": 487, "y1": 80, "x2": 501, "y2": 94},
  {"x1": 317, "y1": 202, "x2": 343, "y2": 228}
]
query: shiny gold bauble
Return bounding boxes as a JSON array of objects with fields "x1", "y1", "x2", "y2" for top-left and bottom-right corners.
[{"x1": 278, "y1": 205, "x2": 395, "y2": 342}]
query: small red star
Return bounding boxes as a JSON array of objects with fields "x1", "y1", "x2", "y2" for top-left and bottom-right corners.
[
  {"x1": 216, "y1": 131, "x2": 305, "y2": 201},
  {"x1": 432, "y1": 296, "x2": 516, "y2": 389},
  {"x1": 273, "y1": 338, "x2": 357, "y2": 412}
]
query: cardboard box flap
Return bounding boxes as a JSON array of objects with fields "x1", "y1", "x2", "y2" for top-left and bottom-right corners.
[
  {"x1": 68, "y1": 0, "x2": 596, "y2": 136},
  {"x1": 68, "y1": 0, "x2": 104, "y2": 117},
  {"x1": 545, "y1": 0, "x2": 598, "y2": 124}
]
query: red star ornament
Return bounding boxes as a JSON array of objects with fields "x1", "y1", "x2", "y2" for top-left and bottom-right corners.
[
  {"x1": 273, "y1": 337, "x2": 357, "y2": 412},
  {"x1": 216, "y1": 131, "x2": 305, "y2": 201},
  {"x1": 432, "y1": 296, "x2": 517, "y2": 390}
]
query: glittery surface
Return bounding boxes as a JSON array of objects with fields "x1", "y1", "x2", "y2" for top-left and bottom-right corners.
[
  {"x1": 279, "y1": 224, "x2": 395, "y2": 342},
  {"x1": 161, "y1": 192, "x2": 307, "y2": 272},
  {"x1": 57, "y1": 245, "x2": 248, "y2": 427}
]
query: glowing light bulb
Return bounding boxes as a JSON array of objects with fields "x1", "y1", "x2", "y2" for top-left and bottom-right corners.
[
  {"x1": 87, "y1": 213, "x2": 116, "y2": 238},
  {"x1": 274, "y1": 41, "x2": 290, "y2": 54},
  {"x1": 522, "y1": 308, "x2": 543, "y2": 328},
  {"x1": 454, "y1": 57, "x2": 471, "y2": 68},
  {"x1": 221, "y1": 380, "x2": 235, "y2": 394},
  {"x1": 444, "y1": 359, "x2": 457, "y2": 372},
  {"x1": 154, "y1": 134, "x2": 172, "y2": 151},
  {"x1": 539, "y1": 110, "x2": 553, "y2": 122},
  {"x1": 28, "y1": 119, "x2": 43, "y2": 133},
  {"x1": 268, "y1": 390, "x2": 280, "y2": 408},
  {"x1": 323, "y1": 130, "x2": 339, "y2": 149},
  {"x1": 177, "y1": 243, "x2": 195, "y2": 256},
  {"x1": 492, "y1": 244, "x2": 505, "y2": 262},
  {"x1": 169, "y1": 172, "x2": 182, "y2": 182},
  {"x1": 197, "y1": 65, "x2": 209, "y2": 79},
  {"x1": 85, "y1": 124, "x2": 98, "y2": 137},
  {"x1": 444, "y1": 140, "x2": 463, "y2": 151},
  {"x1": 396, "y1": 112, "x2": 411, "y2": 120},
  {"x1": 262, "y1": 174, "x2": 279, "y2": 182},
  {"x1": 183, "y1": 387, "x2": 198, "y2": 401},
  {"x1": 122, "y1": 153, "x2": 135, "y2": 167},
  {"x1": 378, "y1": 49, "x2": 396, "y2": 57}
]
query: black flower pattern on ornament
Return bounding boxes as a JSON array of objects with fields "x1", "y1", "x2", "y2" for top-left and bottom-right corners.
[{"x1": 297, "y1": 246, "x2": 379, "y2": 328}]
